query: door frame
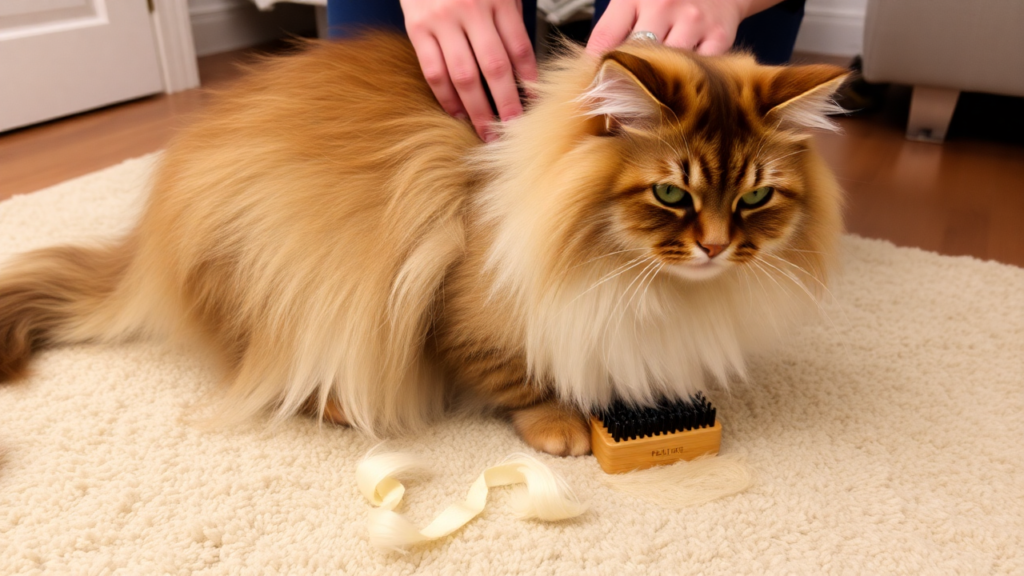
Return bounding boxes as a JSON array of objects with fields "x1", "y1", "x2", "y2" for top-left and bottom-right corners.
[{"x1": 151, "y1": 0, "x2": 201, "y2": 93}]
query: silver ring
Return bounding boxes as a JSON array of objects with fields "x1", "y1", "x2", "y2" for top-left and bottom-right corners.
[{"x1": 629, "y1": 30, "x2": 660, "y2": 43}]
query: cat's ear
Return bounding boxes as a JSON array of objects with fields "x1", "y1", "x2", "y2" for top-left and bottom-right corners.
[
  {"x1": 758, "y1": 64, "x2": 849, "y2": 132},
  {"x1": 580, "y1": 51, "x2": 672, "y2": 133}
]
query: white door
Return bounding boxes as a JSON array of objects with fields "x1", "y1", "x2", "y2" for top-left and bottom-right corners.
[{"x1": 0, "y1": 0, "x2": 164, "y2": 132}]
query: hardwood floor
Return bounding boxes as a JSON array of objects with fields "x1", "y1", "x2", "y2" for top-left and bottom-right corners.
[
  {"x1": 1, "y1": 46, "x2": 1022, "y2": 267},
  {"x1": 817, "y1": 88, "x2": 1024, "y2": 267},
  {"x1": 815, "y1": 130, "x2": 1023, "y2": 267}
]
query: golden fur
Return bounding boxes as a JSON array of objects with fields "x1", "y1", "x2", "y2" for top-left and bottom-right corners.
[{"x1": 0, "y1": 32, "x2": 847, "y2": 456}]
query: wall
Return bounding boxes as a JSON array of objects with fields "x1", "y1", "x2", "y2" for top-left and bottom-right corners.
[
  {"x1": 793, "y1": 0, "x2": 867, "y2": 57},
  {"x1": 188, "y1": 0, "x2": 315, "y2": 57}
]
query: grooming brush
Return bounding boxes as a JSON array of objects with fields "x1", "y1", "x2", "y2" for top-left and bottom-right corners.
[{"x1": 590, "y1": 392, "x2": 721, "y2": 474}]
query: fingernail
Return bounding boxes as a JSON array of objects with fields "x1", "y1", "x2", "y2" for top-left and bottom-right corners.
[
  {"x1": 484, "y1": 132, "x2": 498, "y2": 143},
  {"x1": 454, "y1": 112, "x2": 468, "y2": 122}
]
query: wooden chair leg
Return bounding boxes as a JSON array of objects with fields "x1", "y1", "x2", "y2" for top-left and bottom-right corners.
[{"x1": 906, "y1": 86, "x2": 960, "y2": 143}]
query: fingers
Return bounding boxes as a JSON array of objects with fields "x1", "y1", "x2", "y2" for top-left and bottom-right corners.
[
  {"x1": 495, "y1": 4, "x2": 538, "y2": 84},
  {"x1": 662, "y1": 3, "x2": 706, "y2": 50},
  {"x1": 695, "y1": 29, "x2": 734, "y2": 55},
  {"x1": 663, "y1": 26, "x2": 703, "y2": 51},
  {"x1": 591, "y1": 0, "x2": 742, "y2": 57},
  {"x1": 436, "y1": 27, "x2": 498, "y2": 141},
  {"x1": 408, "y1": 31, "x2": 466, "y2": 119},
  {"x1": 404, "y1": 1, "x2": 538, "y2": 142},
  {"x1": 586, "y1": 0, "x2": 638, "y2": 56},
  {"x1": 464, "y1": 17, "x2": 523, "y2": 122}
]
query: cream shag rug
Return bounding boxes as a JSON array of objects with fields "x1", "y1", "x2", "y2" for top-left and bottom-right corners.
[{"x1": 1, "y1": 156, "x2": 1022, "y2": 575}]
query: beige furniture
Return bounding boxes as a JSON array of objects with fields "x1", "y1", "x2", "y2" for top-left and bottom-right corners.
[{"x1": 862, "y1": 0, "x2": 1024, "y2": 142}]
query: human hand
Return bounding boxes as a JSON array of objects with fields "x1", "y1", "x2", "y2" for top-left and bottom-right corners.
[
  {"x1": 587, "y1": 0, "x2": 772, "y2": 57},
  {"x1": 401, "y1": 0, "x2": 539, "y2": 142}
]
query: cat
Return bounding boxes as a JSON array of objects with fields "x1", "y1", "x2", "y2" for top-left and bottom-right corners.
[{"x1": 0, "y1": 32, "x2": 847, "y2": 456}]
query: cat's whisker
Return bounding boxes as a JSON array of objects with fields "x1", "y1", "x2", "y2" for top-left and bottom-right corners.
[
  {"x1": 753, "y1": 256, "x2": 852, "y2": 362},
  {"x1": 763, "y1": 253, "x2": 837, "y2": 304},
  {"x1": 743, "y1": 259, "x2": 769, "y2": 297},
  {"x1": 588, "y1": 254, "x2": 650, "y2": 286},
  {"x1": 746, "y1": 261, "x2": 786, "y2": 336},
  {"x1": 659, "y1": 104, "x2": 681, "y2": 125},
  {"x1": 751, "y1": 131, "x2": 772, "y2": 165},
  {"x1": 741, "y1": 262, "x2": 756, "y2": 305},
  {"x1": 637, "y1": 263, "x2": 663, "y2": 318},
  {"x1": 760, "y1": 148, "x2": 807, "y2": 171},
  {"x1": 566, "y1": 255, "x2": 652, "y2": 309},
  {"x1": 609, "y1": 259, "x2": 660, "y2": 332},
  {"x1": 753, "y1": 255, "x2": 819, "y2": 307},
  {"x1": 754, "y1": 258, "x2": 833, "y2": 346},
  {"x1": 621, "y1": 260, "x2": 662, "y2": 355},
  {"x1": 753, "y1": 118, "x2": 785, "y2": 164},
  {"x1": 749, "y1": 260, "x2": 782, "y2": 294},
  {"x1": 632, "y1": 263, "x2": 664, "y2": 343},
  {"x1": 788, "y1": 251, "x2": 853, "y2": 325},
  {"x1": 751, "y1": 257, "x2": 831, "y2": 326},
  {"x1": 624, "y1": 259, "x2": 661, "y2": 311},
  {"x1": 630, "y1": 262, "x2": 663, "y2": 330},
  {"x1": 761, "y1": 255, "x2": 829, "y2": 316},
  {"x1": 786, "y1": 249, "x2": 857, "y2": 328},
  {"x1": 652, "y1": 131, "x2": 684, "y2": 161},
  {"x1": 628, "y1": 259, "x2": 662, "y2": 317},
  {"x1": 763, "y1": 253, "x2": 856, "y2": 351},
  {"x1": 569, "y1": 247, "x2": 650, "y2": 271}
]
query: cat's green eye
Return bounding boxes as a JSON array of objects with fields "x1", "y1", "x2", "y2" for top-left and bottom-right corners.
[
  {"x1": 652, "y1": 183, "x2": 692, "y2": 208},
  {"x1": 738, "y1": 186, "x2": 774, "y2": 210}
]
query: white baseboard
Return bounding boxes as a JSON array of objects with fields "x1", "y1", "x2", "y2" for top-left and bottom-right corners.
[
  {"x1": 190, "y1": 1, "x2": 315, "y2": 57},
  {"x1": 794, "y1": 7, "x2": 865, "y2": 57}
]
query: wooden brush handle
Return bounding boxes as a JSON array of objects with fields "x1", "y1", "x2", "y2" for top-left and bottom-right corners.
[{"x1": 590, "y1": 416, "x2": 722, "y2": 474}]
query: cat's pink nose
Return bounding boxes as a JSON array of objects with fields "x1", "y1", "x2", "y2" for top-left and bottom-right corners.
[{"x1": 697, "y1": 241, "x2": 727, "y2": 258}]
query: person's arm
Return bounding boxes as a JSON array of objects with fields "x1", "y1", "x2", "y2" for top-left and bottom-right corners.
[
  {"x1": 587, "y1": 0, "x2": 785, "y2": 56},
  {"x1": 400, "y1": 0, "x2": 538, "y2": 142}
]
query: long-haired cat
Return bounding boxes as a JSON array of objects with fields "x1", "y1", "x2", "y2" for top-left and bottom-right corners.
[{"x1": 0, "y1": 32, "x2": 846, "y2": 456}]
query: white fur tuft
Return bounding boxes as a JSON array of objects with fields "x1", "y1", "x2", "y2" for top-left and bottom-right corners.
[
  {"x1": 577, "y1": 62, "x2": 663, "y2": 129},
  {"x1": 770, "y1": 77, "x2": 848, "y2": 133}
]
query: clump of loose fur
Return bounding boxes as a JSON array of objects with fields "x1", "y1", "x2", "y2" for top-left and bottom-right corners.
[{"x1": 0, "y1": 32, "x2": 847, "y2": 456}]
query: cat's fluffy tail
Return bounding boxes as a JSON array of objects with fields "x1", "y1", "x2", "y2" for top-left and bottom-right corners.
[{"x1": 0, "y1": 242, "x2": 133, "y2": 381}]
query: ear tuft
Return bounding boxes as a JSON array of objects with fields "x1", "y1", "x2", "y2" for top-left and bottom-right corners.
[
  {"x1": 760, "y1": 64, "x2": 850, "y2": 132},
  {"x1": 578, "y1": 52, "x2": 668, "y2": 132}
]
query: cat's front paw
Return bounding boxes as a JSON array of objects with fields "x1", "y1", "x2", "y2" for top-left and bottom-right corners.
[{"x1": 510, "y1": 402, "x2": 591, "y2": 457}]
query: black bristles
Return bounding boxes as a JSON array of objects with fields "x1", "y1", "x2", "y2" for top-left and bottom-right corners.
[{"x1": 597, "y1": 393, "x2": 717, "y2": 443}]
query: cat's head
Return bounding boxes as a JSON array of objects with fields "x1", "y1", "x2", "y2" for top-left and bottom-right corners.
[
  {"x1": 485, "y1": 42, "x2": 848, "y2": 294},
  {"x1": 574, "y1": 45, "x2": 847, "y2": 282}
]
